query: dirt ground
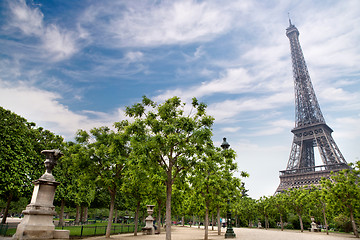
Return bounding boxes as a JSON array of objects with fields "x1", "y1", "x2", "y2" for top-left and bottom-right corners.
[{"x1": 84, "y1": 225, "x2": 354, "y2": 240}]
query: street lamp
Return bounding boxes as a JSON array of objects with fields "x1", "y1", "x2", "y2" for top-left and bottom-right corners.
[
  {"x1": 221, "y1": 138, "x2": 236, "y2": 239},
  {"x1": 221, "y1": 137, "x2": 230, "y2": 150}
]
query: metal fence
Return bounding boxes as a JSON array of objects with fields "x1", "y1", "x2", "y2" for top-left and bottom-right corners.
[
  {"x1": 59, "y1": 223, "x2": 145, "y2": 237},
  {"x1": 0, "y1": 223, "x2": 9, "y2": 236},
  {"x1": 0, "y1": 223, "x2": 144, "y2": 237}
]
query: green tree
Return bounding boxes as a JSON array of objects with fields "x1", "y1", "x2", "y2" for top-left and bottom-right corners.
[
  {"x1": 285, "y1": 187, "x2": 309, "y2": 232},
  {"x1": 257, "y1": 196, "x2": 272, "y2": 229},
  {"x1": 126, "y1": 96, "x2": 214, "y2": 240},
  {"x1": 0, "y1": 107, "x2": 63, "y2": 224},
  {"x1": 53, "y1": 141, "x2": 77, "y2": 226},
  {"x1": 121, "y1": 155, "x2": 151, "y2": 236},
  {"x1": 322, "y1": 163, "x2": 360, "y2": 238},
  {"x1": 235, "y1": 196, "x2": 257, "y2": 227},
  {"x1": 273, "y1": 193, "x2": 288, "y2": 231},
  {"x1": 75, "y1": 122, "x2": 130, "y2": 238},
  {"x1": 307, "y1": 187, "x2": 330, "y2": 234},
  {"x1": 150, "y1": 172, "x2": 166, "y2": 232},
  {"x1": 188, "y1": 144, "x2": 222, "y2": 240}
]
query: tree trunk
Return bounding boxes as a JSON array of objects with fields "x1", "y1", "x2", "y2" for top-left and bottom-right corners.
[
  {"x1": 350, "y1": 208, "x2": 359, "y2": 238},
  {"x1": 75, "y1": 205, "x2": 80, "y2": 224},
  {"x1": 1, "y1": 193, "x2": 12, "y2": 224},
  {"x1": 59, "y1": 199, "x2": 65, "y2": 226},
  {"x1": 105, "y1": 190, "x2": 116, "y2": 238},
  {"x1": 182, "y1": 216, "x2": 184, "y2": 227},
  {"x1": 157, "y1": 201, "x2": 162, "y2": 233},
  {"x1": 114, "y1": 209, "x2": 118, "y2": 224},
  {"x1": 212, "y1": 213, "x2": 214, "y2": 231},
  {"x1": 80, "y1": 206, "x2": 84, "y2": 223},
  {"x1": 297, "y1": 213, "x2": 304, "y2": 232},
  {"x1": 84, "y1": 206, "x2": 88, "y2": 222},
  {"x1": 322, "y1": 204, "x2": 328, "y2": 235},
  {"x1": 280, "y1": 215, "x2": 283, "y2": 231},
  {"x1": 165, "y1": 180, "x2": 172, "y2": 240},
  {"x1": 217, "y1": 206, "x2": 221, "y2": 235},
  {"x1": 134, "y1": 200, "x2": 140, "y2": 236},
  {"x1": 204, "y1": 202, "x2": 209, "y2": 240},
  {"x1": 265, "y1": 215, "x2": 268, "y2": 229}
]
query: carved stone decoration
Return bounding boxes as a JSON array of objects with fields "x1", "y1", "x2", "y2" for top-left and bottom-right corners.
[
  {"x1": 39, "y1": 149, "x2": 62, "y2": 182},
  {"x1": 142, "y1": 205, "x2": 155, "y2": 235},
  {"x1": 310, "y1": 216, "x2": 318, "y2": 232},
  {"x1": 13, "y1": 149, "x2": 69, "y2": 239}
]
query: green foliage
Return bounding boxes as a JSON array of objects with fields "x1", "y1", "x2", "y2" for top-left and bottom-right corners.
[
  {"x1": 72, "y1": 123, "x2": 131, "y2": 237},
  {"x1": 125, "y1": 96, "x2": 214, "y2": 239},
  {"x1": 0, "y1": 106, "x2": 63, "y2": 223},
  {"x1": 234, "y1": 197, "x2": 257, "y2": 227},
  {"x1": 333, "y1": 214, "x2": 352, "y2": 233},
  {"x1": 321, "y1": 163, "x2": 360, "y2": 237}
]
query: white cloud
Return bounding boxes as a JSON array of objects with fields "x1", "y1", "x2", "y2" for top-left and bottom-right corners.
[
  {"x1": 155, "y1": 67, "x2": 261, "y2": 102},
  {"x1": 7, "y1": 0, "x2": 78, "y2": 61},
  {"x1": 82, "y1": 1, "x2": 251, "y2": 47},
  {"x1": 332, "y1": 117, "x2": 360, "y2": 141},
  {"x1": 124, "y1": 51, "x2": 144, "y2": 63},
  {"x1": 271, "y1": 119, "x2": 294, "y2": 129},
  {"x1": 318, "y1": 87, "x2": 358, "y2": 103},
  {"x1": 0, "y1": 80, "x2": 127, "y2": 140},
  {"x1": 8, "y1": 0, "x2": 43, "y2": 35},
  {"x1": 221, "y1": 127, "x2": 242, "y2": 133},
  {"x1": 43, "y1": 24, "x2": 77, "y2": 61},
  {"x1": 207, "y1": 92, "x2": 292, "y2": 123}
]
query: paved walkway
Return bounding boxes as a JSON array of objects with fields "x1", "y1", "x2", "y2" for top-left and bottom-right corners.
[{"x1": 85, "y1": 226, "x2": 354, "y2": 240}]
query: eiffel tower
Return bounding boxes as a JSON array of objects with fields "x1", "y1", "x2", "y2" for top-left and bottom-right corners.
[{"x1": 275, "y1": 20, "x2": 349, "y2": 193}]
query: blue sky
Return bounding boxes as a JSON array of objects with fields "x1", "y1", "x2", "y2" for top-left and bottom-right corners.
[{"x1": 1, "y1": 0, "x2": 359, "y2": 199}]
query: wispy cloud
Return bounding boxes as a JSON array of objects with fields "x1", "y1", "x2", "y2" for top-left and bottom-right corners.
[
  {"x1": 0, "y1": 80, "x2": 127, "y2": 139},
  {"x1": 6, "y1": 0, "x2": 79, "y2": 61},
  {"x1": 80, "y1": 1, "x2": 251, "y2": 47}
]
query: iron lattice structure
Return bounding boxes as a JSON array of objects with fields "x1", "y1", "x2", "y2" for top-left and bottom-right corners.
[{"x1": 276, "y1": 20, "x2": 348, "y2": 193}]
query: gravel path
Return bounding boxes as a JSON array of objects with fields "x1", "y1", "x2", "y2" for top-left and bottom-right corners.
[{"x1": 84, "y1": 226, "x2": 354, "y2": 240}]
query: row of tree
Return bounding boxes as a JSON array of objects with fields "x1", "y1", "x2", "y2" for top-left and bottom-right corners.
[
  {"x1": 234, "y1": 163, "x2": 360, "y2": 238},
  {"x1": 1, "y1": 96, "x2": 359, "y2": 239},
  {"x1": 0, "y1": 96, "x2": 247, "y2": 240}
]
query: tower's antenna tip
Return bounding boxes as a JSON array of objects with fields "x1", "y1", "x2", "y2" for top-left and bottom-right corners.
[{"x1": 288, "y1": 12, "x2": 292, "y2": 26}]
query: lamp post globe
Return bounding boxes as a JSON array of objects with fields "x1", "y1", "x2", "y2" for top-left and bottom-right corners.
[{"x1": 221, "y1": 137, "x2": 230, "y2": 150}]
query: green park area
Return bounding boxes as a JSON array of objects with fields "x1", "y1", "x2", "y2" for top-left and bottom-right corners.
[{"x1": 1, "y1": 96, "x2": 360, "y2": 239}]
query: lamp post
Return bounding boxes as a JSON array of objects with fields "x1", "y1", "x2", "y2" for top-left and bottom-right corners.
[{"x1": 221, "y1": 138, "x2": 236, "y2": 238}]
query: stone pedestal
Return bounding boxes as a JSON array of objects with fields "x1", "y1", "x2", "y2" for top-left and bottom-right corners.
[
  {"x1": 310, "y1": 217, "x2": 318, "y2": 232},
  {"x1": 142, "y1": 205, "x2": 155, "y2": 235},
  {"x1": 13, "y1": 150, "x2": 69, "y2": 240}
]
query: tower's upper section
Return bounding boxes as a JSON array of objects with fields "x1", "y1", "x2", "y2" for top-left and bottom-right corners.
[
  {"x1": 286, "y1": 19, "x2": 299, "y2": 38},
  {"x1": 286, "y1": 20, "x2": 325, "y2": 128}
]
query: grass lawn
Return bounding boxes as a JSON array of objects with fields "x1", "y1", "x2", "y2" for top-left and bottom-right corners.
[{"x1": 58, "y1": 223, "x2": 140, "y2": 236}]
